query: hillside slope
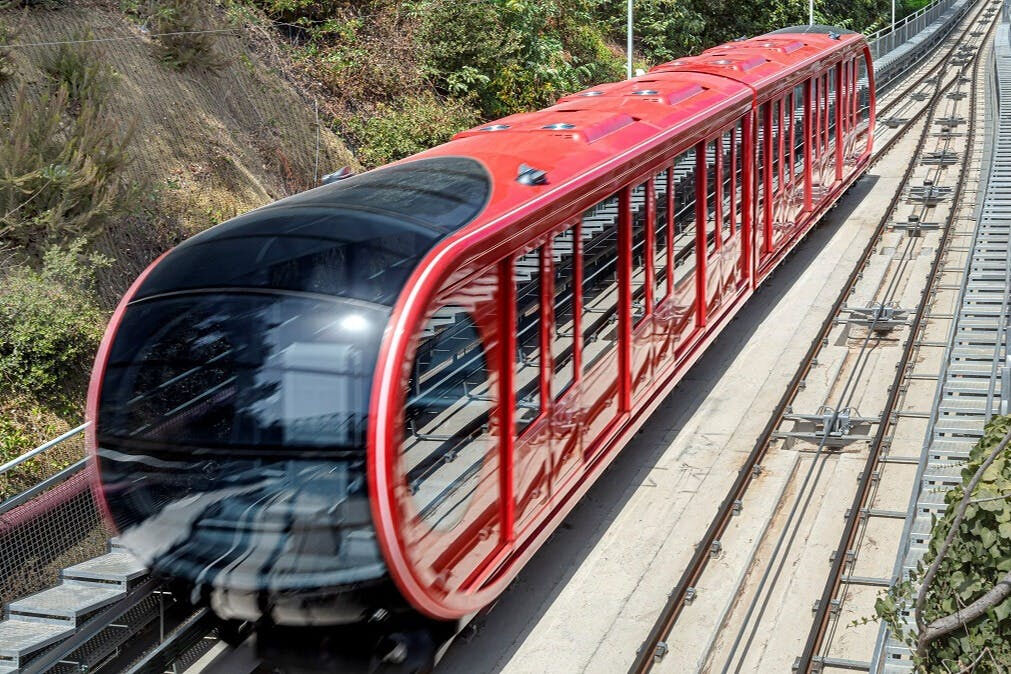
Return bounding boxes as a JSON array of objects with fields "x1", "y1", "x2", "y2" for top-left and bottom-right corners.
[{"x1": 0, "y1": 0, "x2": 356, "y2": 473}]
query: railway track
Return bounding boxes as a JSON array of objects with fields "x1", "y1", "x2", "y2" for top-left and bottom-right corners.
[{"x1": 629, "y1": 1, "x2": 1000, "y2": 672}]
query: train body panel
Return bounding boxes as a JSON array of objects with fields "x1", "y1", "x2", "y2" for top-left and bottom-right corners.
[{"x1": 88, "y1": 26, "x2": 875, "y2": 633}]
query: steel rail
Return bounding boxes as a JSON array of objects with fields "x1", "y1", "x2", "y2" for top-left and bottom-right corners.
[
  {"x1": 800, "y1": 10, "x2": 997, "y2": 668},
  {"x1": 627, "y1": 5, "x2": 994, "y2": 671}
]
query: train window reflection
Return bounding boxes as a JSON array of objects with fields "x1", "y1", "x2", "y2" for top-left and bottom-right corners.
[
  {"x1": 705, "y1": 139, "x2": 718, "y2": 255},
  {"x1": 552, "y1": 227, "x2": 577, "y2": 398},
  {"x1": 581, "y1": 194, "x2": 620, "y2": 373},
  {"x1": 515, "y1": 248, "x2": 542, "y2": 434},
  {"x1": 653, "y1": 169, "x2": 670, "y2": 306},
  {"x1": 631, "y1": 182, "x2": 649, "y2": 325},
  {"x1": 404, "y1": 307, "x2": 491, "y2": 531}
]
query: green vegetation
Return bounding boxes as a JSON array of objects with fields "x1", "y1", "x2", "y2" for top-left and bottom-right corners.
[
  {"x1": 246, "y1": 0, "x2": 907, "y2": 168},
  {"x1": 141, "y1": 0, "x2": 228, "y2": 70},
  {"x1": 0, "y1": 240, "x2": 108, "y2": 416},
  {"x1": 0, "y1": 66, "x2": 133, "y2": 248},
  {"x1": 346, "y1": 92, "x2": 480, "y2": 168},
  {"x1": 876, "y1": 416, "x2": 1011, "y2": 671}
]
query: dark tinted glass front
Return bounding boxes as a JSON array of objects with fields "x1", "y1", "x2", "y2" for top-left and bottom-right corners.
[
  {"x1": 99, "y1": 293, "x2": 387, "y2": 451},
  {"x1": 134, "y1": 210, "x2": 439, "y2": 306}
]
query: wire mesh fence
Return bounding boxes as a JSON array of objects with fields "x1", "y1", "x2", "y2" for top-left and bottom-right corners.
[{"x1": 0, "y1": 427, "x2": 109, "y2": 606}]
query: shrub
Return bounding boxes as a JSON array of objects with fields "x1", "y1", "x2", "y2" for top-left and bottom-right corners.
[
  {"x1": 146, "y1": 0, "x2": 228, "y2": 70},
  {"x1": 0, "y1": 239, "x2": 109, "y2": 415},
  {"x1": 415, "y1": 0, "x2": 623, "y2": 119},
  {"x1": 345, "y1": 92, "x2": 479, "y2": 168},
  {"x1": 876, "y1": 416, "x2": 1011, "y2": 670},
  {"x1": 0, "y1": 85, "x2": 135, "y2": 247},
  {"x1": 42, "y1": 38, "x2": 116, "y2": 107}
]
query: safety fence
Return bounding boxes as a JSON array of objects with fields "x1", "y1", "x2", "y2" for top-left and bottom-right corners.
[{"x1": 867, "y1": 0, "x2": 961, "y2": 59}]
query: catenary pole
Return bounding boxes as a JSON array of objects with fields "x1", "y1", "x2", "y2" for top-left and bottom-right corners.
[{"x1": 627, "y1": 0, "x2": 633, "y2": 78}]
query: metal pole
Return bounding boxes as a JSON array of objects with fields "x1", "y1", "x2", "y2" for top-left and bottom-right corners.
[
  {"x1": 892, "y1": 0, "x2": 896, "y2": 31},
  {"x1": 627, "y1": 0, "x2": 633, "y2": 79},
  {"x1": 809, "y1": 0, "x2": 814, "y2": 25}
]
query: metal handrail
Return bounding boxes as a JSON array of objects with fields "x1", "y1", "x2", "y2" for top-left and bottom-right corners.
[
  {"x1": 0, "y1": 422, "x2": 88, "y2": 476},
  {"x1": 867, "y1": 0, "x2": 960, "y2": 60}
]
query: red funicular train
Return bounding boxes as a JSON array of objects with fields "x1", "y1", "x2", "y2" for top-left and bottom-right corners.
[{"x1": 88, "y1": 25, "x2": 874, "y2": 669}]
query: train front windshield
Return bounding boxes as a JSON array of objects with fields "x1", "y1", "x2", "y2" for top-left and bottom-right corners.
[{"x1": 96, "y1": 291, "x2": 390, "y2": 604}]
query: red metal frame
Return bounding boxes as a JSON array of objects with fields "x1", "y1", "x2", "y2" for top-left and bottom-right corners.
[
  {"x1": 367, "y1": 32, "x2": 875, "y2": 620},
  {"x1": 85, "y1": 252, "x2": 169, "y2": 533}
]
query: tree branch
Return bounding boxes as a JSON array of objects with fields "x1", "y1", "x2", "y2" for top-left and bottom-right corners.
[
  {"x1": 919, "y1": 575, "x2": 1011, "y2": 650},
  {"x1": 914, "y1": 422, "x2": 1011, "y2": 658}
]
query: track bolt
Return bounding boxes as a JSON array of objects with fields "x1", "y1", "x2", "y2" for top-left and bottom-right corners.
[
  {"x1": 685, "y1": 587, "x2": 697, "y2": 603},
  {"x1": 710, "y1": 540, "x2": 723, "y2": 556},
  {"x1": 752, "y1": 465, "x2": 764, "y2": 477},
  {"x1": 653, "y1": 642, "x2": 669, "y2": 663},
  {"x1": 732, "y1": 499, "x2": 743, "y2": 515}
]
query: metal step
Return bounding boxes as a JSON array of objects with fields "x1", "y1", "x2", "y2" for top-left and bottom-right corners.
[
  {"x1": 0, "y1": 620, "x2": 74, "y2": 670},
  {"x1": 62, "y1": 551, "x2": 147, "y2": 589},
  {"x1": 7, "y1": 582, "x2": 124, "y2": 625}
]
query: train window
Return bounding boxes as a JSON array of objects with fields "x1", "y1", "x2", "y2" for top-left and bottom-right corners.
[
  {"x1": 705, "y1": 139, "x2": 718, "y2": 255},
  {"x1": 552, "y1": 227, "x2": 577, "y2": 398},
  {"x1": 581, "y1": 194, "x2": 620, "y2": 373},
  {"x1": 515, "y1": 248, "x2": 543, "y2": 435},
  {"x1": 792, "y1": 84, "x2": 805, "y2": 184},
  {"x1": 721, "y1": 124, "x2": 742, "y2": 242},
  {"x1": 673, "y1": 148, "x2": 697, "y2": 287},
  {"x1": 827, "y1": 68, "x2": 837, "y2": 148},
  {"x1": 631, "y1": 181, "x2": 649, "y2": 325},
  {"x1": 405, "y1": 306, "x2": 492, "y2": 530},
  {"x1": 654, "y1": 168, "x2": 671, "y2": 306},
  {"x1": 770, "y1": 100, "x2": 781, "y2": 192},
  {"x1": 757, "y1": 104, "x2": 767, "y2": 252},
  {"x1": 733, "y1": 119, "x2": 743, "y2": 238}
]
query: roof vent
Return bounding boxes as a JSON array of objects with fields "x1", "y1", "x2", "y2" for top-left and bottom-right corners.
[
  {"x1": 516, "y1": 163, "x2": 548, "y2": 186},
  {"x1": 632, "y1": 89, "x2": 659, "y2": 95},
  {"x1": 321, "y1": 166, "x2": 354, "y2": 185},
  {"x1": 481, "y1": 124, "x2": 511, "y2": 131},
  {"x1": 542, "y1": 122, "x2": 576, "y2": 130},
  {"x1": 580, "y1": 91, "x2": 604, "y2": 96},
  {"x1": 829, "y1": 31, "x2": 841, "y2": 40},
  {"x1": 712, "y1": 59, "x2": 732, "y2": 65}
]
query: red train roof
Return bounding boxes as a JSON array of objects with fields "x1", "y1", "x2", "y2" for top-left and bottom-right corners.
[{"x1": 401, "y1": 28, "x2": 867, "y2": 244}]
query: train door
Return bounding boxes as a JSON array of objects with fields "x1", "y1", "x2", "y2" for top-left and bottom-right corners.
[
  {"x1": 630, "y1": 180, "x2": 654, "y2": 400},
  {"x1": 580, "y1": 193, "x2": 622, "y2": 458},
  {"x1": 548, "y1": 225, "x2": 582, "y2": 493},
  {"x1": 512, "y1": 245, "x2": 551, "y2": 533}
]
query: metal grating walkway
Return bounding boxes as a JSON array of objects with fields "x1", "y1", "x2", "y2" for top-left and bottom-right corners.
[{"x1": 874, "y1": 16, "x2": 1011, "y2": 673}]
